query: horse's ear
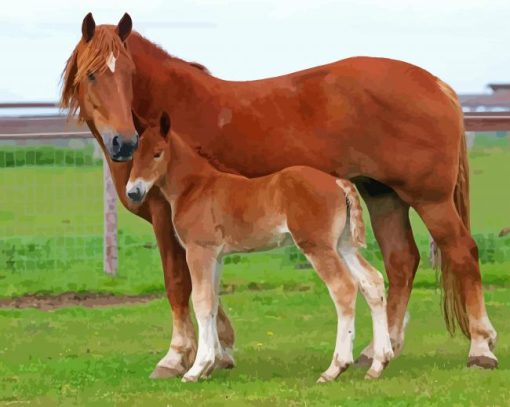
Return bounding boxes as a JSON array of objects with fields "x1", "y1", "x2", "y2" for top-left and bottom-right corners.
[
  {"x1": 132, "y1": 111, "x2": 148, "y2": 135},
  {"x1": 160, "y1": 112, "x2": 171, "y2": 139},
  {"x1": 116, "y1": 13, "x2": 132, "y2": 42},
  {"x1": 81, "y1": 12, "x2": 95, "y2": 43}
]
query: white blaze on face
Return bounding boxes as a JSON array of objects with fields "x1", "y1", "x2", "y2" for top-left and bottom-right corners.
[
  {"x1": 125, "y1": 178, "x2": 154, "y2": 200},
  {"x1": 106, "y1": 52, "x2": 117, "y2": 73}
]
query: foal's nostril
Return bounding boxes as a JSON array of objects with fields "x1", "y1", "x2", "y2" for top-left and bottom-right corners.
[{"x1": 127, "y1": 187, "x2": 143, "y2": 202}]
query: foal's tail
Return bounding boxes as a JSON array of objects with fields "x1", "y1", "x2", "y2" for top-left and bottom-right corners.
[
  {"x1": 436, "y1": 79, "x2": 471, "y2": 339},
  {"x1": 336, "y1": 179, "x2": 366, "y2": 248}
]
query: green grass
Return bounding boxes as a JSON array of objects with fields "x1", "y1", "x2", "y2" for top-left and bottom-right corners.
[{"x1": 1, "y1": 286, "x2": 510, "y2": 405}]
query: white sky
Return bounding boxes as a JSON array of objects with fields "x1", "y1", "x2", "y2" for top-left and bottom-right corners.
[{"x1": 1, "y1": 0, "x2": 509, "y2": 101}]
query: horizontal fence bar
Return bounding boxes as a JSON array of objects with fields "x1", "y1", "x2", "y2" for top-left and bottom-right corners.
[
  {"x1": 0, "y1": 102, "x2": 58, "y2": 108},
  {"x1": 0, "y1": 131, "x2": 92, "y2": 140},
  {"x1": 1, "y1": 109, "x2": 510, "y2": 138},
  {"x1": 464, "y1": 112, "x2": 510, "y2": 131},
  {"x1": 0, "y1": 116, "x2": 84, "y2": 134}
]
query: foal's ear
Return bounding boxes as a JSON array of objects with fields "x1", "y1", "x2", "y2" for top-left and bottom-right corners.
[
  {"x1": 132, "y1": 111, "x2": 148, "y2": 135},
  {"x1": 160, "y1": 112, "x2": 171, "y2": 139},
  {"x1": 81, "y1": 12, "x2": 95, "y2": 43},
  {"x1": 116, "y1": 13, "x2": 132, "y2": 42}
]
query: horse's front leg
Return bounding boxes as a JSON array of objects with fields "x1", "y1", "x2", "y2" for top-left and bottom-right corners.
[{"x1": 148, "y1": 193, "x2": 197, "y2": 379}]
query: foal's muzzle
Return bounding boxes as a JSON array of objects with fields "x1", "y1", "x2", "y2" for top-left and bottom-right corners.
[{"x1": 126, "y1": 180, "x2": 148, "y2": 204}]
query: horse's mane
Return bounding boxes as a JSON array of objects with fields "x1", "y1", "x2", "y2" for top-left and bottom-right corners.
[
  {"x1": 60, "y1": 26, "x2": 210, "y2": 119},
  {"x1": 128, "y1": 32, "x2": 211, "y2": 75}
]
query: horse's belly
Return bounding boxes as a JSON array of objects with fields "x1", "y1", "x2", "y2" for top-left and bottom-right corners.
[{"x1": 223, "y1": 229, "x2": 294, "y2": 255}]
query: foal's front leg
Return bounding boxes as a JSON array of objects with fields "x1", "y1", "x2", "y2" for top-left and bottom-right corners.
[{"x1": 182, "y1": 244, "x2": 224, "y2": 382}]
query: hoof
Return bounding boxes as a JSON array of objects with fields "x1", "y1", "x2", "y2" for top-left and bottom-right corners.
[
  {"x1": 217, "y1": 353, "x2": 236, "y2": 370},
  {"x1": 354, "y1": 354, "x2": 373, "y2": 368},
  {"x1": 316, "y1": 373, "x2": 334, "y2": 384},
  {"x1": 181, "y1": 374, "x2": 198, "y2": 383},
  {"x1": 364, "y1": 368, "x2": 381, "y2": 380},
  {"x1": 149, "y1": 365, "x2": 185, "y2": 379},
  {"x1": 489, "y1": 336, "x2": 497, "y2": 351},
  {"x1": 467, "y1": 356, "x2": 498, "y2": 369}
]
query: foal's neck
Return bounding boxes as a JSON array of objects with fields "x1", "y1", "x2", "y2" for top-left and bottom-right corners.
[{"x1": 160, "y1": 133, "x2": 220, "y2": 202}]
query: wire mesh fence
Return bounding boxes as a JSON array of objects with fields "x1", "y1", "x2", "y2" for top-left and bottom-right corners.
[
  {"x1": 0, "y1": 134, "x2": 161, "y2": 276},
  {"x1": 0, "y1": 138, "x2": 105, "y2": 271}
]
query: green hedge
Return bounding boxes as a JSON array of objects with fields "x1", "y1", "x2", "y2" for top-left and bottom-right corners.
[
  {"x1": 0, "y1": 146, "x2": 101, "y2": 168},
  {"x1": 281, "y1": 232, "x2": 510, "y2": 269}
]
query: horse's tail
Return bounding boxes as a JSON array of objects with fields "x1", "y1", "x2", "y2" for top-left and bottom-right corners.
[
  {"x1": 436, "y1": 79, "x2": 471, "y2": 338},
  {"x1": 336, "y1": 179, "x2": 366, "y2": 248}
]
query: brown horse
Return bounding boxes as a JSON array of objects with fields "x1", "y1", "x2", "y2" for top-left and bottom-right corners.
[
  {"x1": 60, "y1": 13, "x2": 497, "y2": 376},
  {"x1": 126, "y1": 111, "x2": 393, "y2": 382}
]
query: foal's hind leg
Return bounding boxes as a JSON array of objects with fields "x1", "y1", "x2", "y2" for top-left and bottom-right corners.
[
  {"x1": 339, "y1": 242, "x2": 394, "y2": 379},
  {"x1": 414, "y1": 200, "x2": 497, "y2": 368},
  {"x1": 299, "y1": 245, "x2": 358, "y2": 383},
  {"x1": 214, "y1": 263, "x2": 236, "y2": 370}
]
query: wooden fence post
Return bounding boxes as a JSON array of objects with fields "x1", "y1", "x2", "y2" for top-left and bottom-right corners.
[{"x1": 103, "y1": 157, "x2": 118, "y2": 276}]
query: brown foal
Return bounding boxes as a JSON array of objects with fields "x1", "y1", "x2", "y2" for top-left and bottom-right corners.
[{"x1": 125, "y1": 112, "x2": 393, "y2": 382}]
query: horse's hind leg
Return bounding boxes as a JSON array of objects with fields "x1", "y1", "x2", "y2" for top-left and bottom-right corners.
[
  {"x1": 355, "y1": 184, "x2": 419, "y2": 366},
  {"x1": 339, "y1": 241, "x2": 394, "y2": 379},
  {"x1": 298, "y1": 244, "x2": 357, "y2": 383},
  {"x1": 414, "y1": 199, "x2": 497, "y2": 368}
]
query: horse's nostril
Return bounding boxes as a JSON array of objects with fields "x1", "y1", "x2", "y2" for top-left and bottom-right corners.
[{"x1": 112, "y1": 135, "x2": 120, "y2": 147}]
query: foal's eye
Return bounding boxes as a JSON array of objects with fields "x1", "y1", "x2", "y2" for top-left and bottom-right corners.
[
  {"x1": 87, "y1": 72, "x2": 96, "y2": 81},
  {"x1": 154, "y1": 152, "x2": 162, "y2": 159}
]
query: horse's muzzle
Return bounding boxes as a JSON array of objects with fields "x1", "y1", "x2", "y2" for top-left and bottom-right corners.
[{"x1": 110, "y1": 133, "x2": 139, "y2": 162}]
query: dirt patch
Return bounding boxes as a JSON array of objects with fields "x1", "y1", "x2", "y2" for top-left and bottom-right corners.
[{"x1": 0, "y1": 293, "x2": 163, "y2": 311}]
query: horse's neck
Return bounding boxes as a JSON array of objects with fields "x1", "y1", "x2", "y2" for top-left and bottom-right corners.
[
  {"x1": 129, "y1": 37, "x2": 219, "y2": 128},
  {"x1": 162, "y1": 133, "x2": 219, "y2": 202}
]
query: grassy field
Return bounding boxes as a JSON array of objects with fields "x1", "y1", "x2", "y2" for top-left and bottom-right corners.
[
  {"x1": 0, "y1": 134, "x2": 509, "y2": 405},
  {"x1": 1, "y1": 285, "x2": 510, "y2": 405}
]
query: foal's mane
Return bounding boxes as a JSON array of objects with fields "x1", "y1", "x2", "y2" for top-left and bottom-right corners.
[
  {"x1": 192, "y1": 144, "x2": 241, "y2": 175},
  {"x1": 60, "y1": 26, "x2": 210, "y2": 119}
]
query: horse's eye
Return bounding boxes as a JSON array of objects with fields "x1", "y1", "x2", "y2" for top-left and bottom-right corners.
[
  {"x1": 87, "y1": 72, "x2": 96, "y2": 81},
  {"x1": 154, "y1": 152, "x2": 162, "y2": 159}
]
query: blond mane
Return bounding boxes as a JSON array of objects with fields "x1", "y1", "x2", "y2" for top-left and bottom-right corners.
[{"x1": 60, "y1": 26, "x2": 133, "y2": 119}]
